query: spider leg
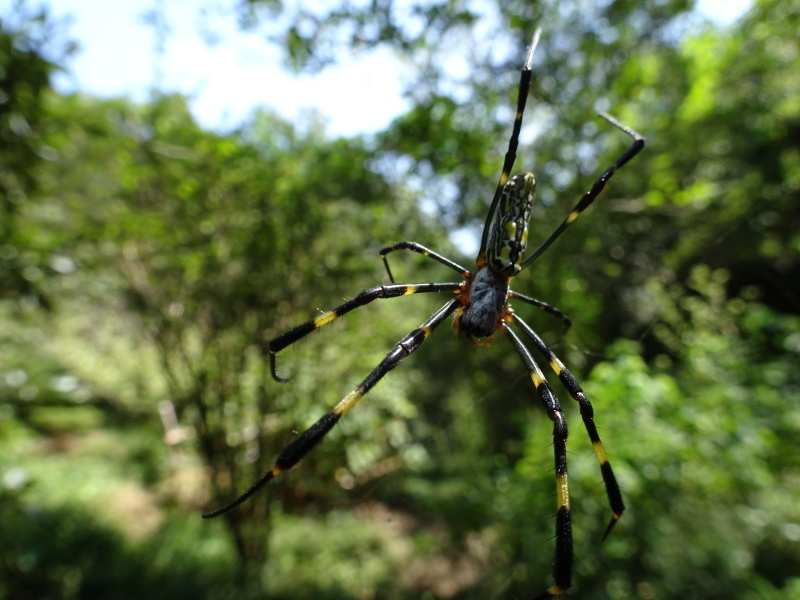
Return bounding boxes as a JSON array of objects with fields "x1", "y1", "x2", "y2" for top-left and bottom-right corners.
[
  {"x1": 269, "y1": 282, "x2": 463, "y2": 382},
  {"x1": 522, "y1": 113, "x2": 645, "y2": 267},
  {"x1": 511, "y1": 313, "x2": 624, "y2": 541},
  {"x1": 503, "y1": 323, "x2": 573, "y2": 598},
  {"x1": 478, "y1": 28, "x2": 541, "y2": 259},
  {"x1": 203, "y1": 298, "x2": 461, "y2": 519},
  {"x1": 380, "y1": 241, "x2": 470, "y2": 283},
  {"x1": 508, "y1": 290, "x2": 572, "y2": 332}
]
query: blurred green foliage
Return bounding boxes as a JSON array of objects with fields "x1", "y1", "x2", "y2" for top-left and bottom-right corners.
[{"x1": 1, "y1": 1, "x2": 799, "y2": 599}]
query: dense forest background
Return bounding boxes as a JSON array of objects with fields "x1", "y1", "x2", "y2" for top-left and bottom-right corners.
[{"x1": 2, "y1": 0, "x2": 799, "y2": 599}]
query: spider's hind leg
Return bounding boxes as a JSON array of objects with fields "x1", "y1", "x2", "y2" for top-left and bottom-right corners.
[{"x1": 522, "y1": 113, "x2": 645, "y2": 267}]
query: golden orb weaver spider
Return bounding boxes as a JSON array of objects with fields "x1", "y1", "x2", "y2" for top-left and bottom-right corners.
[{"x1": 203, "y1": 29, "x2": 645, "y2": 598}]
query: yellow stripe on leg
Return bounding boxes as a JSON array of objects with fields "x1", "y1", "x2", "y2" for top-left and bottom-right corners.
[
  {"x1": 313, "y1": 311, "x2": 338, "y2": 327},
  {"x1": 556, "y1": 472, "x2": 570, "y2": 510},
  {"x1": 593, "y1": 441, "x2": 609, "y2": 464},
  {"x1": 332, "y1": 387, "x2": 366, "y2": 417},
  {"x1": 549, "y1": 358, "x2": 565, "y2": 375}
]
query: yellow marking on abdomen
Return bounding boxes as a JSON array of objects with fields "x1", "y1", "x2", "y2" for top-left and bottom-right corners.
[
  {"x1": 403, "y1": 286, "x2": 418, "y2": 295},
  {"x1": 566, "y1": 210, "x2": 580, "y2": 224},
  {"x1": 549, "y1": 359, "x2": 564, "y2": 375}
]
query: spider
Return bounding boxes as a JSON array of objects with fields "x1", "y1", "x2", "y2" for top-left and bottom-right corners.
[{"x1": 203, "y1": 29, "x2": 645, "y2": 598}]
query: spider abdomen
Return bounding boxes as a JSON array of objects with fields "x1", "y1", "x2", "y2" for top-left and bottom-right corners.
[
  {"x1": 459, "y1": 266, "x2": 510, "y2": 339},
  {"x1": 486, "y1": 172, "x2": 536, "y2": 276}
]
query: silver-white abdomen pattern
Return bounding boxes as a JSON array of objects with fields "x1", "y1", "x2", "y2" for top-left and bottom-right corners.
[{"x1": 486, "y1": 173, "x2": 536, "y2": 276}]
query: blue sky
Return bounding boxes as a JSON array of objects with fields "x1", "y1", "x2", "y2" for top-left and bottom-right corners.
[
  {"x1": 4, "y1": 0, "x2": 752, "y2": 137},
  {"x1": 14, "y1": 0, "x2": 413, "y2": 136}
]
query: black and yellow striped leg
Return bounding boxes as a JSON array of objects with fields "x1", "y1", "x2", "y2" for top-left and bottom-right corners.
[
  {"x1": 508, "y1": 290, "x2": 572, "y2": 331},
  {"x1": 522, "y1": 114, "x2": 645, "y2": 267},
  {"x1": 478, "y1": 28, "x2": 541, "y2": 258},
  {"x1": 269, "y1": 282, "x2": 463, "y2": 382},
  {"x1": 203, "y1": 299, "x2": 461, "y2": 519},
  {"x1": 503, "y1": 324, "x2": 573, "y2": 598},
  {"x1": 512, "y1": 313, "x2": 624, "y2": 541},
  {"x1": 380, "y1": 241, "x2": 470, "y2": 284}
]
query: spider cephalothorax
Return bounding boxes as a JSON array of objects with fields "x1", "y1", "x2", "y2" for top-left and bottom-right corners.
[{"x1": 204, "y1": 29, "x2": 644, "y2": 599}]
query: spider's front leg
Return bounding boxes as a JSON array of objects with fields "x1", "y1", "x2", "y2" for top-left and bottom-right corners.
[
  {"x1": 503, "y1": 323, "x2": 574, "y2": 598},
  {"x1": 511, "y1": 313, "x2": 624, "y2": 540},
  {"x1": 204, "y1": 298, "x2": 461, "y2": 519},
  {"x1": 268, "y1": 282, "x2": 462, "y2": 382}
]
